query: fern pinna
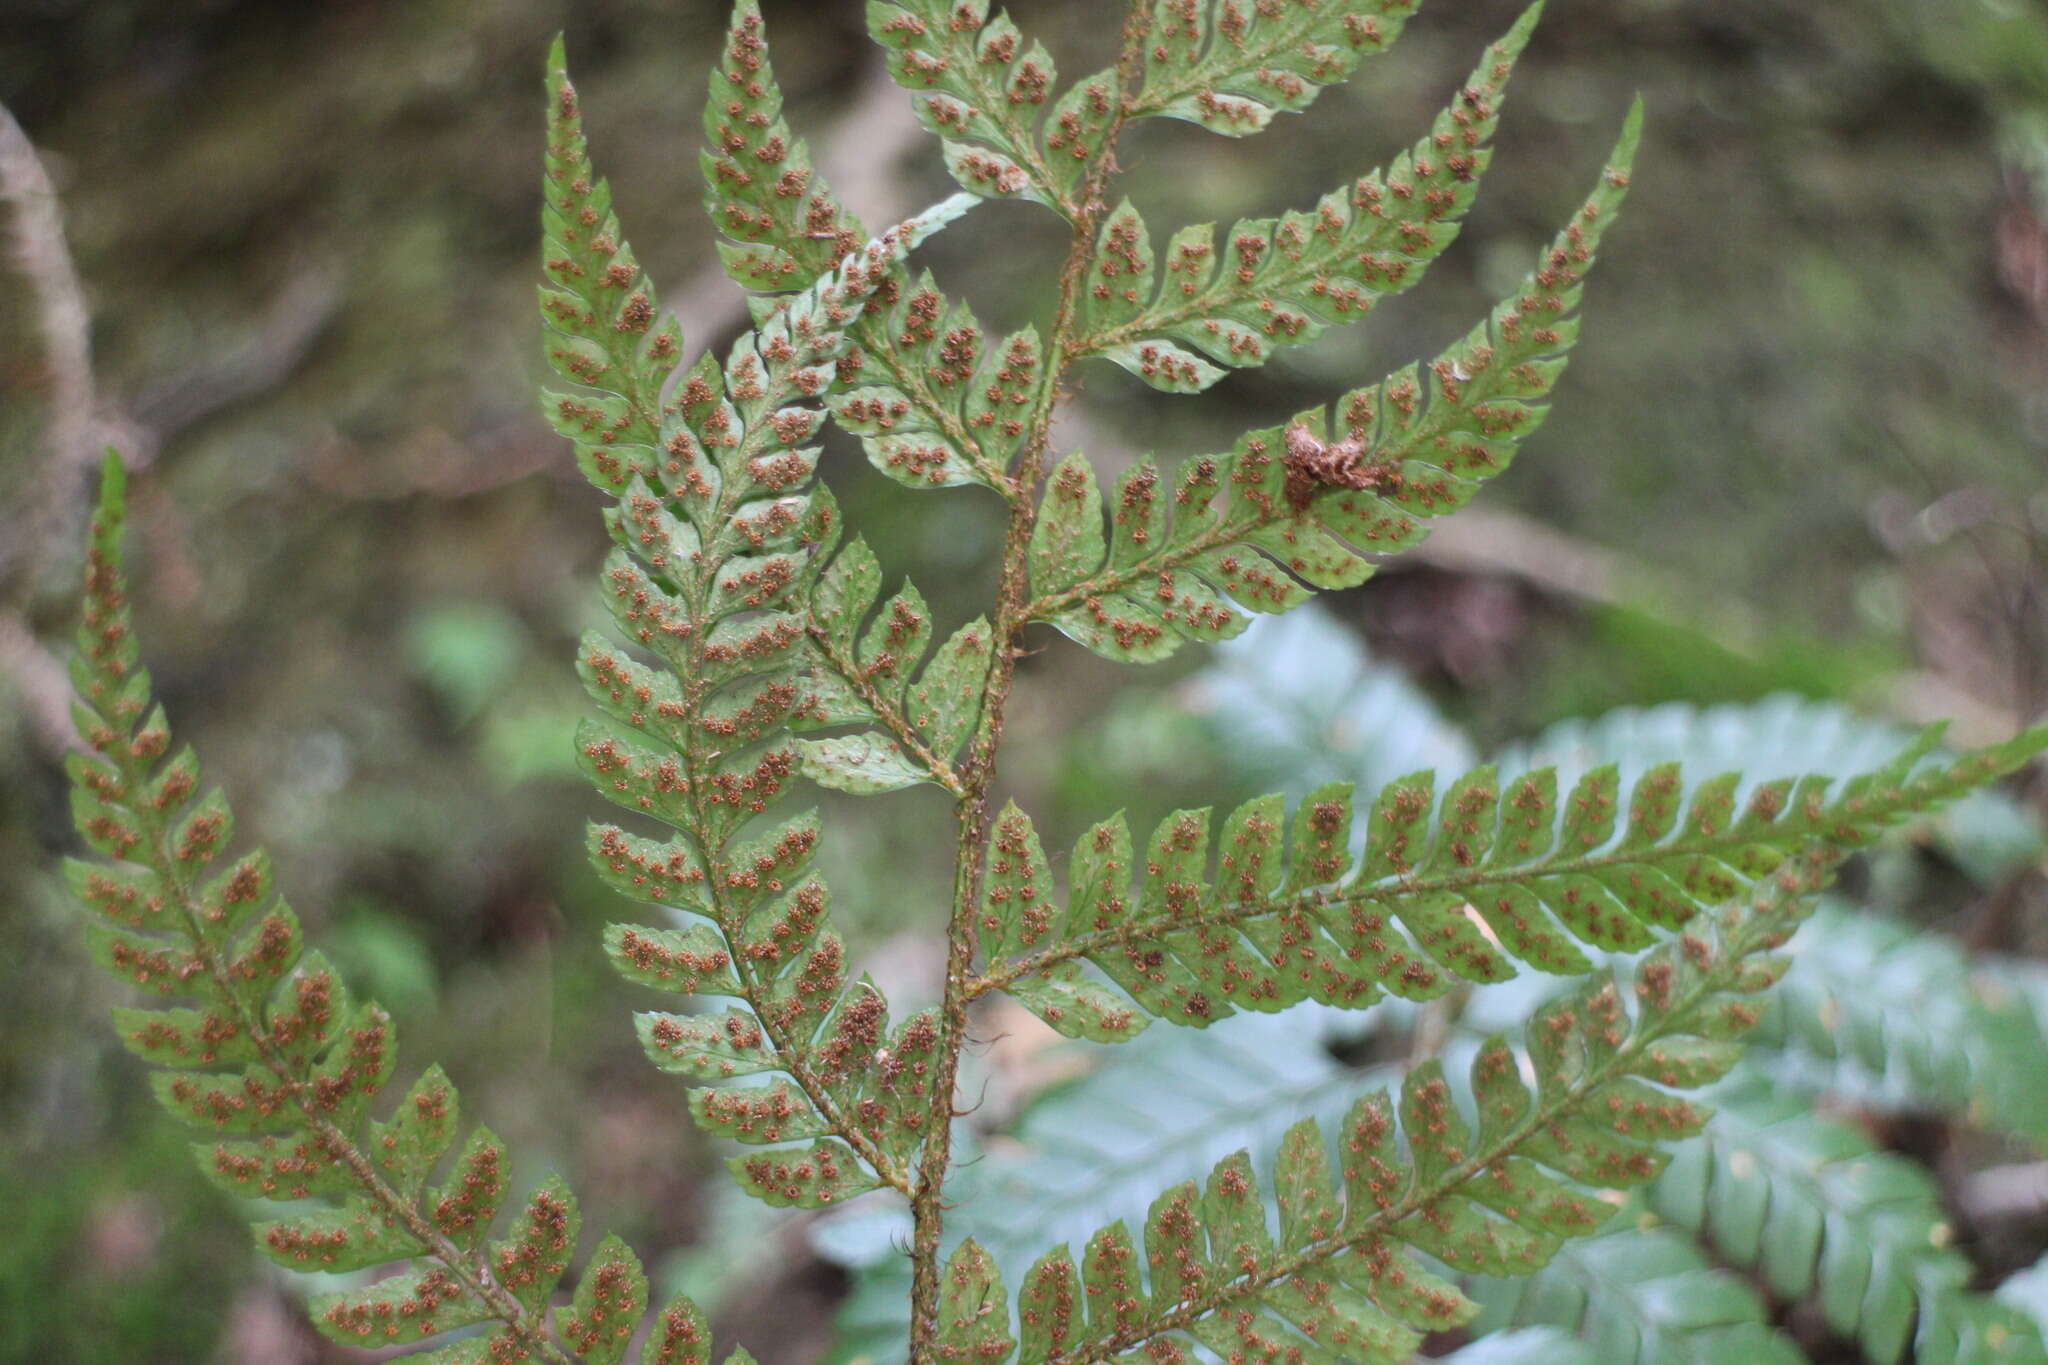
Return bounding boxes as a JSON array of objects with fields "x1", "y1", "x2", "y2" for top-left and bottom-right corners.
[{"x1": 58, "y1": 1, "x2": 2048, "y2": 1362}]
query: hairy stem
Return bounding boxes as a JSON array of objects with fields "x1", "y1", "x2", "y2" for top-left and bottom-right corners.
[{"x1": 903, "y1": 8, "x2": 1157, "y2": 1359}]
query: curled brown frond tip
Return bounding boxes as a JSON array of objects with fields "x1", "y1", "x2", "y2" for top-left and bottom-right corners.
[{"x1": 1282, "y1": 420, "x2": 1400, "y2": 511}]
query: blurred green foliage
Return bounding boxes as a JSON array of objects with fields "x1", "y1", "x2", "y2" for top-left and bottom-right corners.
[{"x1": 3, "y1": 0, "x2": 2046, "y2": 1358}]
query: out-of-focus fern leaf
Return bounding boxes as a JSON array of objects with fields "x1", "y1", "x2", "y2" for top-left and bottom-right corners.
[
  {"x1": 546, "y1": 31, "x2": 982, "y2": 1209},
  {"x1": 1438, "y1": 1326, "x2": 1604, "y2": 1365},
  {"x1": 1186, "y1": 604, "x2": 1475, "y2": 796},
  {"x1": 2002, "y1": 1255, "x2": 2048, "y2": 1340},
  {"x1": 975, "y1": 726, "x2": 2047, "y2": 1035},
  {"x1": 1130, "y1": 0, "x2": 1423, "y2": 137},
  {"x1": 63, "y1": 457, "x2": 721, "y2": 1365},
  {"x1": 1467, "y1": 1225, "x2": 1805, "y2": 1365},
  {"x1": 1753, "y1": 899, "x2": 2048, "y2": 1149},
  {"x1": 985, "y1": 856, "x2": 1836, "y2": 1365},
  {"x1": 1651, "y1": 1080, "x2": 2048, "y2": 1365},
  {"x1": 1075, "y1": 10, "x2": 1537, "y2": 388},
  {"x1": 1027, "y1": 107, "x2": 1639, "y2": 650}
]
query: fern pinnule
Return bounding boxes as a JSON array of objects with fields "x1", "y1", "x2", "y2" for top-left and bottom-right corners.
[{"x1": 1128, "y1": 0, "x2": 1424, "y2": 137}]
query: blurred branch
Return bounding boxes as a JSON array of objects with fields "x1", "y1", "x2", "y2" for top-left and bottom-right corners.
[
  {"x1": 0, "y1": 98, "x2": 101, "y2": 754},
  {"x1": 0, "y1": 611, "x2": 74, "y2": 755},
  {"x1": 0, "y1": 98, "x2": 105, "y2": 597},
  {"x1": 126, "y1": 264, "x2": 342, "y2": 448},
  {"x1": 1958, "y1": 1159, "x2": 2048, "y2": 1221},
  {"x1": 0, "y1": 99, "x2": 340, "y2": 756}
]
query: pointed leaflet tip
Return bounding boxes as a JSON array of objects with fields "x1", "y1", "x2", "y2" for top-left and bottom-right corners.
[
  {"x1": 546, "y1": 31, "x2": 566, "y2": 75},
  {"x1": 97, "y1": 449, "x2": 125, "y2": 517},
  {"x1": 1614, "y1": 95, "x2": 1647, "y2": 169},
  {"x1": 1506, "y1": 1, "x2": 1546, "y2": 52}
]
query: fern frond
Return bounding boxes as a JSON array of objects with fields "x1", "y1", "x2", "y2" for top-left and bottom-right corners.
[
  {"x1": 539, "y1": 36, "x2": 684, "y2": 499},
  {"x1": 1131, "y1": 0, "x2": 1423, "y2": 137},
  {"x1": 702, "y1": 1, "x2": 869, "y2": 302},
  {"x1": 867, "y1": 0, "x2": 1072, "y2": 215},
  {"x1": 1492, "y1": 694, "x2": 2045, "y2": 880},
  {"x1": 707, "y1": 4, "x2": 1018, "y2": 492},
  {"x1": 543, "y1": 40, "x2": 985, "y2": 1208},
  {"x1": 1074, "y1": 9, "x2": 1537, "y2": 392},
  {"x1": 1025, "y1": 105, "x2": 1639, "y2": 657},
  {"x1": 1650, "y1": 1081, "x2": 2048, "y2": 1365},
  {"x1": 974, "y1": 725, "x2": 2046, "y2": 1034},
  {"x1": 999, "y1": 850, "x2": 1835, "y2": 1365},
  {"x1": 1467, "y1": 1225, "x2": 1804, "y2": 1365},
  {"x1": 63, "y1": 457, "x2": 739, "y2": 1365}
]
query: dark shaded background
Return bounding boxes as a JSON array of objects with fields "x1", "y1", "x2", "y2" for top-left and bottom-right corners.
[{"x1": 2, "y1": 1, "x2": 2045, "y2": 1360}]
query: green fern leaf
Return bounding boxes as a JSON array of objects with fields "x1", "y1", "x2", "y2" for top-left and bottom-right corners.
[
  {"x1": 704, "y1": 1, "x2": 869, "y2": 293},
  {"x1": 975, "y1": 726, "x2": 2045, "y2": 1033},
  {"x1": 558, "y1": 1234, "x2": 651, "y2": 1365},
  {"x1": 1030, "y1": 105, "x2": 1641, "y2": 658},
  {"x1": 1132, "y1": 0, "x2": 1425, "y2": 137},
  {"x1": 868, "y1": 0, "x2": 1068, "y2": 213},
  {"x1": 940, "y1": 1239, "x2": 1017, "y2": 1362},
  {"x1": 707, "y1": 7, "x2": 1015, "y2": 492},
  {"x1": 825, "y1": 285, "x2": 1039, "y2": 490},
  {"x1": 999, "y1": 858, "x2": 1835, "y2": 1365},
  {"x1": 61, "y1": 455, "x2": 727, "y2": 1365},
  {"x1": 1078, "y1": 10, "x2": 1537, "y2": 388},
  {"x1": 551, "y1": 28, "x2": 983, "y2": 1203}
]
